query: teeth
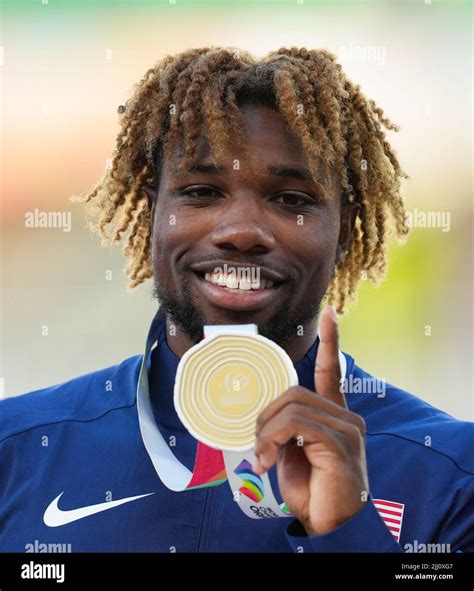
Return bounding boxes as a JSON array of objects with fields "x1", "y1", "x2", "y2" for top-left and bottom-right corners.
[
  {"x1": 239, "y1": 280, "x2": 252, "y2": 291},
  {"x1": 227, "y1": 277, "x2": 239, "y2": 289},
  {"x1": 202, "y1": 272, "x2": 275, "y2": 290}
]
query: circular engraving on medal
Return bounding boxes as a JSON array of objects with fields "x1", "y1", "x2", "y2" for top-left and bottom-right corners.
[{"x1": 207, "y1": 363, "x2": 259, "y2": 416}]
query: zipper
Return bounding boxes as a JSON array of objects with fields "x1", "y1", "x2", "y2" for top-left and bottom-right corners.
[{"x1": 196, "y1": 484, "x2": 221, "y2": 552}]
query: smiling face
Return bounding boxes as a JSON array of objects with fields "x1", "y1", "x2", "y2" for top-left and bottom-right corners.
[{"x1": 147, "y1": 105, "x2": 356, "y2": 361}]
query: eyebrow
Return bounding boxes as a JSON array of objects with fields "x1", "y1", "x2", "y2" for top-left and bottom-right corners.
[
  {"x1": 181, "y1": 162, "x2": 315, "y2": 182},
  {"x1": 185, "y1": 162, "x2": 227, "y2": 175}
]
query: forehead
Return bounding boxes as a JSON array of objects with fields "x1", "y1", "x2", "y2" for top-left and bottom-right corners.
[
  {"x1": 159, "y1": 104, "x2": 338, "y2": 191},
  {"x1": 161, "y1": 106, "x2": 303, "y2": 169}
]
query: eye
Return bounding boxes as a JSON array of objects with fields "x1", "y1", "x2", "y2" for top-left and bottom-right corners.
[
  {"x1": 271, "y1": 192, "x2": 317, "y2": 207},
  {"x1": 178, "y1": 186, "x2": 223, "y2": 200}
]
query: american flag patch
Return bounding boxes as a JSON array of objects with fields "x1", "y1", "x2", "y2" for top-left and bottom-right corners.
[{"x1": 373, "y1": 498, "x2": 405, "y2": 542}]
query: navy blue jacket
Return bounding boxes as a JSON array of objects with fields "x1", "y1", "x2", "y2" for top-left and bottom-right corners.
[{"x1": 1, "y1": 311, "x2": 473, "y2": 552}]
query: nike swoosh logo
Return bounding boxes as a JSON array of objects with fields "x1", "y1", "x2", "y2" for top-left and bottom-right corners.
[{"x1": 44, "y1": 491, "x2": 155, "y2": 527}]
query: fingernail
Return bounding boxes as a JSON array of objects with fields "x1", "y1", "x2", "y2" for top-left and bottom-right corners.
[
  {"x1": 252, "y1": 457, "x2": 265, "y2": 474},
  {"x1": 328, "y1": 305, "x2": 337, "y2": 322}
]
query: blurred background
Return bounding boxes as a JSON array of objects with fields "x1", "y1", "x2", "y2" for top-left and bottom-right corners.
[{"x1": 1, "y1": 0, "x2": 472, "y2": 420}]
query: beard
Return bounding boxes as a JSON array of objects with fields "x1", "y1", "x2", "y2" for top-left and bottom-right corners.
[{"x1": 151, "y1": 271, "x2": 321, "y2": 350}]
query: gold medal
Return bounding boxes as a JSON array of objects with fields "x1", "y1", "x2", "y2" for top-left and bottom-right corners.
[{"x1": 174, "y1": 326, "x2": 298, "y2": 451}]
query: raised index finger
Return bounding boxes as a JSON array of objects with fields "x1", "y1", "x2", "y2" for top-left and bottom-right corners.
[{"x1": 314, "y1": 305, "x2": 347, "y2": 408}]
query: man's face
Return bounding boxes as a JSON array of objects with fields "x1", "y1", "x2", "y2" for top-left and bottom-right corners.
[{"x1": 149, "y1": 105, "x2": 352, "y2": 353}]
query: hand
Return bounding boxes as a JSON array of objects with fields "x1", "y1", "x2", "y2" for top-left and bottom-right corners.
[{"x1": 253, "y1": 305, "x2": 369, "y2": 536}]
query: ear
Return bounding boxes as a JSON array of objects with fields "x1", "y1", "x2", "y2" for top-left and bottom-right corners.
[
  {"x1": 336, "y1": 201, "x2": 360, "y2": 264},
  {"x1": 143, "y1": 183, "x2": 158, "y2": 228}
]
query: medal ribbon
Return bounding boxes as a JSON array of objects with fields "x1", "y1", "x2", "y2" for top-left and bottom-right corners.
[{"x1": 137, "y1": 310, "x2": 226, "y2": 491}]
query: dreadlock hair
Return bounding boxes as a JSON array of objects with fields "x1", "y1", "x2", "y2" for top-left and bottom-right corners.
[{"x1": 73, "y1": 46, "x2": 409, "y2": 314}]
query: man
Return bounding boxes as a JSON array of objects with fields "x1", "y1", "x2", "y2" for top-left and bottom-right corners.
[{"x1": 1, "y1": 47, "x2": 472, "y2": 553}]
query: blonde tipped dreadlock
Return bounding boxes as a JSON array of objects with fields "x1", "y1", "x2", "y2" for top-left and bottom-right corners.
[{"x1": 73, "y1": 46, "x2": 409, "y2": 313}]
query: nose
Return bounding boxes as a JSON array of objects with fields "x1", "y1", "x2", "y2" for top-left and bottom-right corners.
[{"x1": 210, "y1": 195, "x2": 275, "y2": 253}]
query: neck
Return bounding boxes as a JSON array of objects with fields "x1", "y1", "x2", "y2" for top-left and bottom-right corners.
[{"x1": 164, "y1": 316, "x2": 318, "y2": 364}]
